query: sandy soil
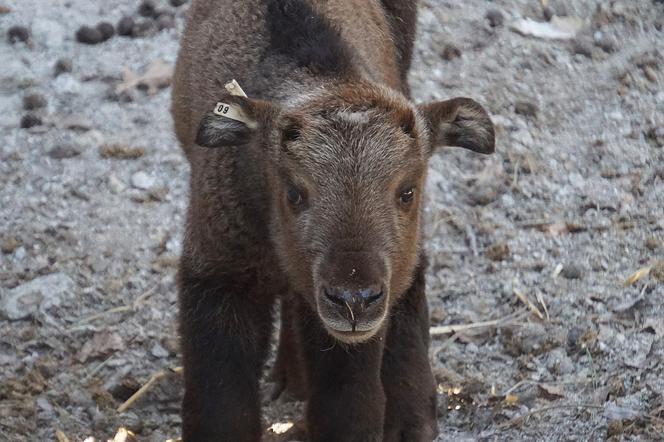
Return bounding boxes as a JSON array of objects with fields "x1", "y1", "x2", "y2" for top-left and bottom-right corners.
[{"x1": 1, "y1": 0, "x2": 663, "y2": 441}]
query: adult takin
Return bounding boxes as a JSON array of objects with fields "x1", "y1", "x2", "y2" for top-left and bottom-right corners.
[{"x1": 171, "y1": 0, "x2": 495, "y2": 441}]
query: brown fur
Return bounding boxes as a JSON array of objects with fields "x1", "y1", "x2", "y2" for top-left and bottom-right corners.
[{"x1": 172, "y1": 0, "x2": 494, "y2": 441}]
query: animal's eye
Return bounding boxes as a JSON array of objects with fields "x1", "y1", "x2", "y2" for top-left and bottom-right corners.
[
  {"x1": 399, "y1": 187, "x2": 415, "y2": 204},
  {"x1": 287, "y1": 185, "x2": 304, "y2": 206}
]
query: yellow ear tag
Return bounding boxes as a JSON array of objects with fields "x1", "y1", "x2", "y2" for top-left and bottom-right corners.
[
  {"x1": 213, "y1": 102, "x2": 257, "y2": 128},
  {"x1": 212, "y1": 79, "x2": 257, "y2": 128},
  {"x1": 224, "y1": 79, "x2": 248, "y2": 97}
]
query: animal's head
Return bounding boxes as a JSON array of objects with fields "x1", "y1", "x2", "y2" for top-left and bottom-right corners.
[{"x1": 196, "y1": 82, "x2": 494, "y2": 343}]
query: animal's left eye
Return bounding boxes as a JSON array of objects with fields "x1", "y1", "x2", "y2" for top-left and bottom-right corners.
[
  {"x1": 287, "y1": 185, "x2": 304, "y2": 206},
  {"x1": 399, "y1": 187, "x2": 415, "y2": 204}
]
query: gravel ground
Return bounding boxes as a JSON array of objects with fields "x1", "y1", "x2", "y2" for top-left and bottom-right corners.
[{"x1": 1, "y1": 0, "x2": 663, "y2": 441}]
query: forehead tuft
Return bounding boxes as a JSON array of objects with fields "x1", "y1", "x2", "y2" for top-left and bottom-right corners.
[{"x1": 279, "y1": 84, "x2": 426, "y2": 184}]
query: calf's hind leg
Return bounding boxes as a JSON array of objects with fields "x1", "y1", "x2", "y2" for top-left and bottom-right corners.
[{"x1": 178, "y1": 270, "x2": 276, "y2": 442}]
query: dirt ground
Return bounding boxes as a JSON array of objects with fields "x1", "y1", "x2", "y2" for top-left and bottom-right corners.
[{"x1": 1, "y1": 0, "x2": 663, "y2": 441}]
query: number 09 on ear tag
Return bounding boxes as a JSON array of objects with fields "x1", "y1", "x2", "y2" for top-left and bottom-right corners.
[{"x1": 213, "y1": 102, "x2": 257, "y2": 128}]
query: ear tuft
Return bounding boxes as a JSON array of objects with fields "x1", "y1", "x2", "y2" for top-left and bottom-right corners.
[
  {"x1": 397, "y1": 108, "x2": 416, "y2": 138},
  {"x1": 195, "y1": 112, "x2": 254, "y2": 147},
  {"x1": 419, "y1": 97, "x2": 495, "y2": 155}
]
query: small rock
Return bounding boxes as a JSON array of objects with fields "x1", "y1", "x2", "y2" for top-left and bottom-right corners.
[
  {"x1": 131, "y1": 171, "x2": 156, "y2": 190},
  {"x1": 643, "y1": 65, "x2": 657, "y2": 82},
  {"x1": 514, "y1": 100, "x2": 538, "y2": 118},
  {"x1": 645, "y1": 126, "x2": 664, "y2": 148},
  {"x1": 511, "y1": 16, "x2": 583, "y2": 40},
  {"x1": 14, "y1": 246, "x2": 26, "y2": 260},
  {"x1": 594, "y1": 32, "x2": 617, "y2": 53},
  {"x1": 566, "y1": 326, "x2": 597, "y2": 354},
  {"x1": 0, "y1": 6, "x2": 11, "y2": 14},
  {"x1": 20, "y1": 114, "x2": 42, "y2": 129},
  {"x1": 429, "y1": 306, "x2": 447, "y2": 323},
  {"x1": 441, "y1": 44, "x2": 461, "y2": 61},
  {"x1": 160, "y1": 337, "x2": 179, "y2": 355},
  {"x1": 151, "y1": 342, "x2": 170, "y2": 358},
  {"x1": 467, "y1": 185, "x2": 499, "y2": 206},
  {"x1": 138, "y1": 0, "x2": 157, "y2": 18},
  {"x1": 23, "y1": 93, "x2": 48, "y2": 110},
  {"x1": 170, "y1": 0, "x2": 188, "y2": 6},
  {"x1": 60, "y1": 113, "x2": 93, "y2": 131},
  {"x1": 7, "y1": 25, "x2": 30, "y2": 44},
  {"x1": 571, "y1": 38, "x2": 593, "y2": 58},
  {"x1": 76, "y1": 25, "x2": 104, "y2": 45},
  {"x1": 651, "y1": 261, "x2": 664, "y2": 283},
  {"x1": 96, "y1": 22, "x2": 115, "y2": 41},
  {"x1": 53, "y1": 58, "x2": 73, "y2": 76},
  {"x1": 117, "y1": 16, "x2": 135, "y2": 37},
  {"x1": 645, "y1": 236, "x2": 661, "y2": 251},
  {"x1": 1, "y1": 237, "x2": 21, "y2": 254},
  {"x1": 48, "y1": 144, "x2": 81, "y2": 159},
  {"x1": 607, "y1": 420, "x2": 623, "y2": 437},
  {"x1": 546, "y1": 348, "x2": 574, "y2": 375},
  {"x1": 502, "y1": 323, "x2": 561, "y2": 356},
  {"x1": 485, "y1": 9, "x2": 504, "y2": 27},
  {"x1": 132, "y1": 19, "x2": 157, "y2": 38},
  {"x1": 486, "y1": 243, "x2": 510, "y2": 261},
  {"x1": 0, "y1": 273, "x2": 75, "y2": 320},
  {"x1": 99, "y1": 143, "x2": 145, "y2": 159},
  {"x1": 547, "y1": 0, "x2": 569, "y2": 17},
  {"x1": 561, "y1": 263, "x2": 582, "y2": 279},
  {"x1": 108, "y1": 174, "x2": 127, "y2": 194},
  {"x1": 77, "y1": 331, "x2": 124, "y2": 363},
  {"x1": 108, "y1": 376, "x2": 141, "y2": 402},
  {"x1": 156, "y1": 12, "x2": 175, "y2": 31},
  {"x1": 542, "y1": 6, "x2": 554, "y2": 22}
]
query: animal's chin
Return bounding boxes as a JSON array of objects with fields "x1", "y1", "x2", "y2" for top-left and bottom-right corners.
[{"x1": 321, "y1": 322, "x2": 382, "y2": 344}]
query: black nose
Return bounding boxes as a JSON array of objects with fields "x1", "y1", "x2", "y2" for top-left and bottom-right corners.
[{"x1": 324, "y1": 287, "x2": 384, "y2": 329}]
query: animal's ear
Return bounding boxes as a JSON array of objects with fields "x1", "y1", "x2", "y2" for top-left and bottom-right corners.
[
  {"x1": 195, "y1": 96, "x2": 277, "y2": 148},
  {"x1": 417, "y1": 97, "x2": 495, "y2": 155}
]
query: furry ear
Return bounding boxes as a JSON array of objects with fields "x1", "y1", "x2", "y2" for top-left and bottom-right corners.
[
  {"x1": 418, "y1": 97, "x2": 495, "y2": 155},
  {"x1": 195, "y1": 96, "x2": 276, "y2": 148}
]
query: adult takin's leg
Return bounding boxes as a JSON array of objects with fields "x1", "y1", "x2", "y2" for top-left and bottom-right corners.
[
  {"x1": 295, "y1": 297, "x2": 387, "y2": 442},
  {"x1": 178, "y1": 267, "x2": 276, "y2": 442},
  {"x1": 382, "y1": 258, "x2": 438, "y2": 442}
]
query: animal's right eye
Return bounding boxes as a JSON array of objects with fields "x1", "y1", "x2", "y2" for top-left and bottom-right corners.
[
  {"x1": 286, "y1": 185, "x2": 304, "y2": 206},
  {"x1": 399, "y1": 187, "x2": 415, "y2": 204}
]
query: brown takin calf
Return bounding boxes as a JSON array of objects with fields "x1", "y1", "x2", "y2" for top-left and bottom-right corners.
[{"x1": 171, "y1": 0, "x2": 494, "y2": 441}]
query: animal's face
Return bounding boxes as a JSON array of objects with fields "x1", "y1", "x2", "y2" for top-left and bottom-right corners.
[{"x1": 196, "y1": 83, "x2": 494, "y2": 343}]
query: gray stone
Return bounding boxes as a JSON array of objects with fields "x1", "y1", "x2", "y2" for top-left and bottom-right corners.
[
  {"x1": 54, "y1": 58, "x2": 73, "y2": 77},
  {"x1": 151, "y1": 342, "x2": 170, "y2": 358},
  {"x1": 0, "y1": 273, "x2": 75, "y2": 320},
  {"x1": 48, "y1": 144, "x2": 81, "y2": 159},
  {"x1": 561, "y1": 263, "x2": 582, "y2": 279},
  {"x1": 485, "y1": 9, "x2": 504, "y2": 28},
  {"x1": 23, "y1": 93, "x2": 48, "y2": 110},
  {"x1": 131, "y1": 171, "x2": 156, "y2": 190}
]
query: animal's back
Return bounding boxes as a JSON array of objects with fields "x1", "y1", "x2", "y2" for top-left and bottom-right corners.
[{"x1": 172, "y1": 0, "x2": 401, "y2": 152}]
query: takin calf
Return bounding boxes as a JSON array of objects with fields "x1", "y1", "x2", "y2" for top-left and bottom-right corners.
[{"x1": 171, "y1": 0, "x2": 494, "y2": 441}]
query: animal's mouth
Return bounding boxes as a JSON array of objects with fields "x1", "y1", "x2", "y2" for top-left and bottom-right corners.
[
  {"x1": 323, "y1": 325, "x2": 381, "y2": 344},
  {"x1": 316, "y1": 297, "x2": 388, "y2": 344}
]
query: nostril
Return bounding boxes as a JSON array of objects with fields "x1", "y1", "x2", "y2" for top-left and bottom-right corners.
[
  {"x1": 364, "y1": 291, "x2": 384, "y2": 306},
  {"x1": 324, "y1": 288, "x2": 346, "y2": 306}
]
